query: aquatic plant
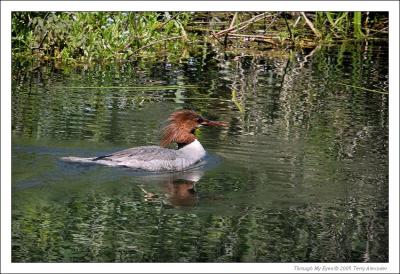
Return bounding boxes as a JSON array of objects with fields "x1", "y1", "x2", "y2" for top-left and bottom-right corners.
[{"x1": 12, "y1": 12, "x2": 388, "y2": 67}]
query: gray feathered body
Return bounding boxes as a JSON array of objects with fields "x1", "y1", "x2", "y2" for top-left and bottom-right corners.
[{"x1": 61, "y1": 140, "x2": 206, "y2": 171}]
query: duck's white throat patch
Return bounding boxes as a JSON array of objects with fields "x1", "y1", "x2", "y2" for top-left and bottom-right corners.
[{"x1": 178, "y1": 139, "x2": 206, "y2": 161}]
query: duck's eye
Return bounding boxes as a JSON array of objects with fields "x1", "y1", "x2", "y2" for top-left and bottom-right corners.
[{"x1": 196, "y1": 117, "x2": 204, "y2": 124}]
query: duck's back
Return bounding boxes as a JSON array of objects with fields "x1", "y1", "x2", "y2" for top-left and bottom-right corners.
[
  {"x1": 62, "y1": 142, "x2": 205, "y2": 171},
  {"x1": 93, "y1": 146, "x2": 178, "y2": 162}
]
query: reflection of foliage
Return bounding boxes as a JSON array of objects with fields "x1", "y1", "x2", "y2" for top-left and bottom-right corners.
[
  {"x1": 12, "y1": 189, "x2": 387, "y2": 262},
  {"x1": 12, "y1": 42, "x2": 388, "y2": 147}
]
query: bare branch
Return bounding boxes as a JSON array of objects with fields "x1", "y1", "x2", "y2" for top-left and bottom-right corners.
[
  {"x1": 300, "y1": 12, "x2": 322, "y2": 38},
  {"x1": 229, "y1": 12, "x2": 238, "y2": 29},
  {"x1": 214, "y1": 12, "x2": 272, "y2": 37}
]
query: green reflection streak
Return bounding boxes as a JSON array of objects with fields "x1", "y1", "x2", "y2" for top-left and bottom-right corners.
[{"x1": 335, "y1": 82, "x2": 388, "y2": 95}]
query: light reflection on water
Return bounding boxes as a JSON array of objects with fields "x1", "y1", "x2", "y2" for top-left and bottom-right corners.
[{"x1": 11, "y1": 43, "x2": 388, "y2": 262}]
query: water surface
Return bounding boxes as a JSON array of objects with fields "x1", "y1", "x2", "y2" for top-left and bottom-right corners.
[{"x1": 12, "y1": 43, "x2": 388, "y2": 262}]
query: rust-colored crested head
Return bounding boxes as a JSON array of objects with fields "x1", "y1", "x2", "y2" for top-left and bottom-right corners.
[
  {"x1": 160, "y1": 109, "x2": 227, "y2": 148},
  {"x1": 160, "y1": 110, "x2": 200, "y2": 147}
]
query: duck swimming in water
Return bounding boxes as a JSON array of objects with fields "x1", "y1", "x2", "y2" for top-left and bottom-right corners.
[{"x1": 61, "y1": 110, "x2": 226, "y2": 171}]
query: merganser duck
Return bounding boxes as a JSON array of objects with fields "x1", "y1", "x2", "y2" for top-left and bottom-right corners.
[{"x1": 61, "y1": 110, "x2": 226, "y2": 171}]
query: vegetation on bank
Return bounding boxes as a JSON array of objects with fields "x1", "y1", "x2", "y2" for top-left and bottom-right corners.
[{"x1": 12, "y1": 12, "x2": 388, "y2": 67}]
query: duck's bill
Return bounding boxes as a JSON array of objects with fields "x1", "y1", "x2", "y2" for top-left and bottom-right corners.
[{"x1": 201, "y1": 120, "x2": 228, "y2": 127}]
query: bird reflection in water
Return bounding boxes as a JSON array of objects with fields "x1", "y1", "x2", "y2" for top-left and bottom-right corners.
[
  {"x1": 138, "y1": 167, "x2": 205, "y2": 208},
  {"x1": 166, "y1": 178, "x2": 198, "y2": 207}
]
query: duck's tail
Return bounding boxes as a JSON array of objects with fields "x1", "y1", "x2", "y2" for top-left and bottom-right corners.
[{"x1": 60, "y1": 156, "x2": 96, "y2": 164}]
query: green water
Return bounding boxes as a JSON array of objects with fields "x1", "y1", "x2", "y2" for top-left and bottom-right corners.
[{"x1": 11, "y1": 43, "x2": 388, "y2": 262}]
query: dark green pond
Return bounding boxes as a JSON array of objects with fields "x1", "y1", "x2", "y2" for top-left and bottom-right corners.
[{"x1": 12, "y1": 43, "x2": 388, "y2": 262}]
